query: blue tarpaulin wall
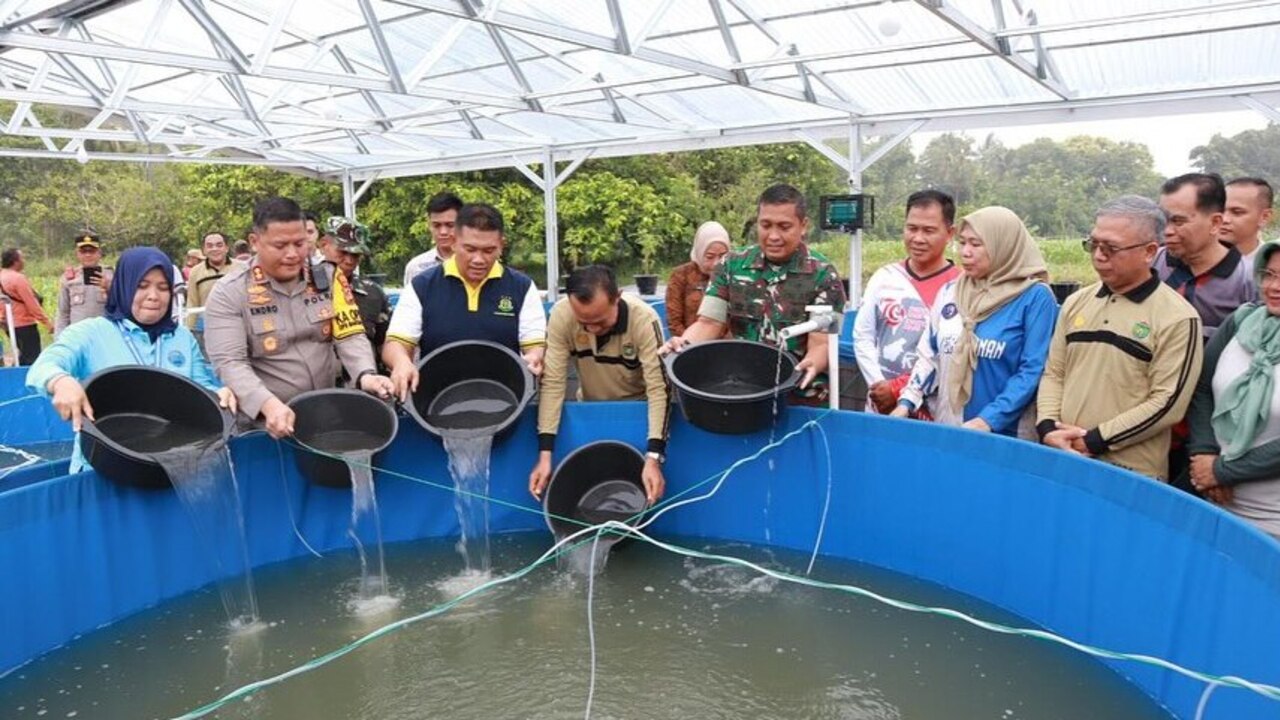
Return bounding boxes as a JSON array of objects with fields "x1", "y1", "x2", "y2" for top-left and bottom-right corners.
[
  {"x1": 2, "y1": 402, "x2": 1279, "y2": 719},
  {"x1": 0, "y1": 367, "x2": 69, "y2": 446}
]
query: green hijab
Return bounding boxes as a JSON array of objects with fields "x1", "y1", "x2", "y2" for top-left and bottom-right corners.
[{"x1": 1212, "y1": 241, "x2": 1280, "y2": 460}]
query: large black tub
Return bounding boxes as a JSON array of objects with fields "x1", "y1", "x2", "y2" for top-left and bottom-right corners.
[
  {"x1": 665, "y1": 339, "x2": 799, "y2": 435},
  {"x1": 406, "y1": 340, "x2": 534, "y2": 441},
  {"x1": 543, "y1": 440, "x2": 647, "y2": 540},
  {"x1": 288, "y1": 389, "x2": 398, "y2": 488},
  {"x1": 81, "y1": 366, "x2": 232, "y2": 489}
]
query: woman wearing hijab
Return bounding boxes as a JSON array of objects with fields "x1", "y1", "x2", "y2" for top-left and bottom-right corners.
[
  {"x1": 1185, "y1": 241, "x2": 1280, "y2": 538},
  {"x1": 892, "y1": 206, "x2": 1058, "y2": 437},
  {"x1": 26, "y1": 246, "x2": 236, "y2": 471},
  {"x1": 665, "y1": 221, "x2": 732, "y2": 337}
]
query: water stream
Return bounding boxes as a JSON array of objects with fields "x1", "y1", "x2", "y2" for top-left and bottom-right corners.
[
  {"x1": 342, "y1": 451, "x2": 391, "y2": 606},
  {"x1": 442, "y1": 435, "x2": 495, "y2": 575},
  {"x1": 153, "y1": 440, "x2": 260, "y2": 630}
]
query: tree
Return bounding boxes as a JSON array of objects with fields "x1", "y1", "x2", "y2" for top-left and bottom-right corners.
[
  {"x1": 1191, "y1": 124, "x2": 1280, "y2": 181},
  {"x1": 918, "y1": 133, "x2": 979, "y2": 205}
]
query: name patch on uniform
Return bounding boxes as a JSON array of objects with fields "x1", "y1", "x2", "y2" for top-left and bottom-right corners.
[
  {"x1": 249, "y1": 304, "x2": 278, "y2": 316},
  {"x1": 167, "y1": 350, "x2": 186, "y2": 367},
  {"x1": 496, "y1": 295, "x2": 515, "y2": 316},
  {"x1": 941, "y1": 302, "x2": 958, "y2": 319},
  {"x1": 304, "y1": 294, "x2": 328, "y2": 306}
]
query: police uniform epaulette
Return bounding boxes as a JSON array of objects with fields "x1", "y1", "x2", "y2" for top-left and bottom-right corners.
[{"x1": 63, "y1": 266, "x2": 76, "y2": 281}]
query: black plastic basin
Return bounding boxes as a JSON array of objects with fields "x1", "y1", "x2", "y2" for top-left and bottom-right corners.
[
  {"x1": 406, "y1": 340, "x2": 534, "y2": 441},
  {"x1": 665, "y1": 339, "x2": 800, "y2": 435},
  {"x1": 543, "y1": 440, "x2": 647, "y2": 540},
  {"x1": 81, "y1": 366, "x2": 232, "y2": 489},
  {"x1": 1050, "y1": 281, "x2": 1081, "y2": 305},
  {"x1": 289, "y1": 389, "x2": 398, "y2": 488}
]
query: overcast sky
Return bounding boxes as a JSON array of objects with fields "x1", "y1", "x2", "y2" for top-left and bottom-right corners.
[{"x1": 914, "y1": 110, "x2": 1270, "y2": 178}]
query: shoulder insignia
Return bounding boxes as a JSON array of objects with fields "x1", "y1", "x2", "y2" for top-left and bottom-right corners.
[{"x1": 64, "y1": 267, "x2": 76, "y2": 280}]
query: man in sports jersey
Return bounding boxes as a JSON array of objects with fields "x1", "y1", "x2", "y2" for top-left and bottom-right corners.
[{"x1": 854, "y1": 190, "x2": 961, "y2": 414}]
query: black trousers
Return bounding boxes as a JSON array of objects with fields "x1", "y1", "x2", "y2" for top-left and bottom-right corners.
[{"x1": 15, "y1": 324, "x2": 41, "y2": 366}]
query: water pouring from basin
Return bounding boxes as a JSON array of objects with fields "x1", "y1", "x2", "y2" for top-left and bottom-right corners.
[
  {"x1": 288, "y1": 389, "x2": 399, "y2": 603},
  {"x1": 407, "y1": 340, "x2": 535, "y2": 575},
  {"x1": 543, "y1": 440, "x2": 649, "y2": 575}
]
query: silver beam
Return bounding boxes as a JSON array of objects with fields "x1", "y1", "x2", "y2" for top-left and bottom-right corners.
[
  {"x1": 356, "y1": 0, "x2": 406, "y2": 94},
  {"x1": 708, "y1": 0, "x2": 745, "y2": 86},
  {"x1": 176, "y1": 0, "x2": 250, "y2": 73},
  {"x1": 332, "y1": 46, "x2": 393, "y2": 131},
  {"x1": 1239, "y1": 94, "x2": 1280, "y2": 124},
  {"x1": 605, "y1": 0, "x2": 630, "y2": 55},
  {"x1": 249, "y1": 0, "x2": 297, "y2": 75},
  {"x1": 914, "y1": 0, "x2": 1071, "y2": 100}
]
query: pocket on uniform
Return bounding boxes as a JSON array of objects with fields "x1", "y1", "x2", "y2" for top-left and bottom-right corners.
[{"x1": 727, "y1": 283, "x2": 766, "y2": 318}]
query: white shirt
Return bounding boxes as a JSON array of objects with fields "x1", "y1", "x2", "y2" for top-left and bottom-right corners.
[{"x1": 402, "y1": 248, "x2": 440, "y2": 288}]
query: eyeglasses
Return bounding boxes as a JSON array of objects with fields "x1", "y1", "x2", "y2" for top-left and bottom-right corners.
[
  {"x1": 1259, "y1": 269, "x2": 1280, "y2": 287},
  {"x1": 1081, "y1": 238, "x2": 1151, "y2": 259}
]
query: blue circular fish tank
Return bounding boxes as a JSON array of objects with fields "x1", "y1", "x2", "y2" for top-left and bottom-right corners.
[{"x1": 1, "y1": 363, "x2": 1279, "y2": 718}]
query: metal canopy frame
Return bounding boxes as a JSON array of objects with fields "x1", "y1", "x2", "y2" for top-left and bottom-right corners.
[{"x1": 0, "y1": 0, "x2": 1270, "y2": 180}]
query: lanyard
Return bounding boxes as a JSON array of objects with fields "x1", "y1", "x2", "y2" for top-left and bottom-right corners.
[{"x1": 116, "y1": 321, "x2": 164, "y2": 368}]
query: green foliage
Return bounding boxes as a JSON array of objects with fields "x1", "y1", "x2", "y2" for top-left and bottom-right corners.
[
  {"x1": 1191, "y1": 124, "x2": 1280, "y2": 181},
  {"x1": 557, "y1": 171, "x2": 685, "y2": 272}
]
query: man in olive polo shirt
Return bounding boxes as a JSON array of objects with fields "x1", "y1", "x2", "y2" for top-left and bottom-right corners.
[
  {"x1": 530, "y1": 265, "x2": 670, "y2": 506},
  {"x1": 1038, "y1": 196, "x2": 1203, "y2": 481}
]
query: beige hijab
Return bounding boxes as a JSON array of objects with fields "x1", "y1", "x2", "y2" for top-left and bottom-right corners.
[
  {"x1": 947, "y1": 206, "x2": 1049, "y2": 412},
  {"x1": 690, "y1": 221, "x2": 731, "y2": 265}
]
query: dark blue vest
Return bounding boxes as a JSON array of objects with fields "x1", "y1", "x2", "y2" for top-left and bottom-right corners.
[{"x1": 412, "y1": 263, "x2": 533, "y2": 355}]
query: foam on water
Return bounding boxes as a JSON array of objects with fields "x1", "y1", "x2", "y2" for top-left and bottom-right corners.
[{"x1": 435, "y1": 568, "x2": 494, "y2": 599}]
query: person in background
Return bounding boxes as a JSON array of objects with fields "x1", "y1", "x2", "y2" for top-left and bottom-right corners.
[
  {"x1": 1038, "y1": 196, "x2": 1203, "y2": 481},
  {"x1": 55, "y1": 232, "x2": 113, "y2": 338},
  {"x1": 182, "y1": 249, "x2": 202, "y2": 281},
  {"x1": 856, "y1": 189, "x2": 961, "y2": 415},
  {"x1": 25, "y1": 246, "x2": 236, "y2": 472},
  {"x1": 383, "y1": 203, "x2": 545, "y2": 401},
  {"x1": 185, "y1": 231, "x2": 241, "y2": 345},
  {"x1": 204, "y1": 197, "x2": 393, "y2": 438},
  {"x1": 318, "y1": 217, "x2": 391, "y2": 372},
  {"x1": 403, "y1": 191, "x2": 463, "y2": 287},
  {"x1": 303, "y1": 211, "x2": 322, "y2": 264},
  {"x1": 665, "y1": 221, "x2": 731, "y2": 337},
  {"x1": 231, "y1": 239, "x2": 252, "y2": 263},
  {"x1": 0, "y1": 248, "x2": 52, "y2": 365},
  {"x1": 890, "y1": 206, "x2": 1057, "y2": 437},
  {"x1": 531, "y1": 265, "x2": 670, "y2": 505},
  {"x1": 1157, "y1": 172, "x2": 1258, "y2": 341},
  {"x1": 1221, "y1": 177, "x2": 1274, "y2": 267},
  {"x1": 663, "y1": 184, "x2": 847, "y2": 405},
  {"x1": 1186, "y1": 241, "x2": 1280, "y2": 539}
]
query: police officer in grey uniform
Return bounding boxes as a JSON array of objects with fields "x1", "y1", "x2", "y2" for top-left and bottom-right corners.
[
  {"x1": 204, "y1": 197, "x2": 394, "y2": 438},
  {"x1": 55, "y1": 232, "x2": 112, "y2": 337}
]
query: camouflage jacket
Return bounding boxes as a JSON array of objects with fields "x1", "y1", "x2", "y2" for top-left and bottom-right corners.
[{"x1": 705, "y1": 242, "x2": 846, "y2": 353}]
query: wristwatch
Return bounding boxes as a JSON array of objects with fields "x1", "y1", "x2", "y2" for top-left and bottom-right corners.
[{"x1": 645, "y1": 451, "x2": 665, "y2": 465}]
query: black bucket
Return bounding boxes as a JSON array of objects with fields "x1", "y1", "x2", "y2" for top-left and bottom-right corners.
[
  {"x1": 543, "y1": 441, "x2": 647, "y2": 539},
  {"x1": 405, "y1": 340, "x2": 534, "y2": 440},
  {"x1": 1050, "y1": 281, "x2": 1081, "y2": 305},
  {"x1": 634, "y1": 274, "x2": 659, "y2": 296},
  {"x1": 665, "y1": 339, "x2": 800, "y2": 435},
  {"x1": 288, "y1": 389, "x2": 398, "y2": 488},
  {"x1": 81, "y1": 366, "x2": 232, "y2": 489}
]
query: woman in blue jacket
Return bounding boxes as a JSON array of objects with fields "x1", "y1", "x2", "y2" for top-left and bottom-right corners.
[
  {"x1": 26, "y1": 246, "x2": 236, "y2": 471},
  {"x1": 893, "y1": 206, "x2": 1058, "y2": 438}
]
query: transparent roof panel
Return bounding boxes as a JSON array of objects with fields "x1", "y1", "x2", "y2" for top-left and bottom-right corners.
[{"x1": 0, "y1": 0, "x2": 1274, "y2": 177}]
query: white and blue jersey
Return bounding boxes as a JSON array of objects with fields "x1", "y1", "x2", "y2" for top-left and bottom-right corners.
[{"x1": 898, "y1": 280, "x2": 1057, "y2": 436}]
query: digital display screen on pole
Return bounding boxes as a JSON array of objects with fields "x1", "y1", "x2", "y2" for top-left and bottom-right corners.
[{"x1": 820, "y1": 194, "x2": 874, "y2": 231}]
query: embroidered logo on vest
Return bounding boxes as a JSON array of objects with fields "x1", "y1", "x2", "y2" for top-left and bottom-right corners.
[{"x1": 496, "y1": 295, "x2": 515, "y2": 316}]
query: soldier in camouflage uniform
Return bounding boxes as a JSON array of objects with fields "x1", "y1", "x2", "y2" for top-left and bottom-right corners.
[
  {"x1": 317, "y1": 216, "x2": 391, "y2": 374},
  {"x1": 664, "y1": 184, "x2": 846, "y2": 403}
]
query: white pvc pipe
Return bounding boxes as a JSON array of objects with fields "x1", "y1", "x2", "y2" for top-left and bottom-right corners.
[
  {"x1": 829, "y1": 327, "x2": 840, "y2": 412},
  {"x1": 2, "y1": 297, "x2": 17, "y2": 365}
]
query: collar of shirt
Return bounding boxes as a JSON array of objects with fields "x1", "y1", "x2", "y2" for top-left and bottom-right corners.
[
  {"x1": 1097, "y1": 269, "x2": 1162, "y2": 303},
  {"x1": 443, "y1": 255, "x2": 504, "y2": 311},
  {"x1": 251, "y1": 260, "x2": 307, "y2": 296},
  {"x1": 1161, "y1": 241, "x2": 1243, "y2": 280},
  {"x1": 593, "y1": 296, "x2": 631, "y2": 342},
  {"x1": 748, "y1": 242, "x2": 817, "y2": 274}
]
